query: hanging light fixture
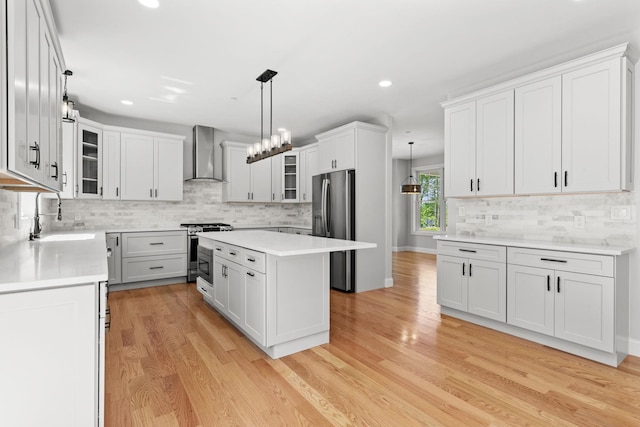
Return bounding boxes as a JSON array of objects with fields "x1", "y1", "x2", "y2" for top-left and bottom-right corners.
[
  {"x1": 401, "y1": 141, "x2": 421, "y2": 194},
  {"x1": 62, "y1": 70, "x2": 75, "y2": 123},
  {"x1": 247, "y1": 69, "x2": 292, "y2": 164}
]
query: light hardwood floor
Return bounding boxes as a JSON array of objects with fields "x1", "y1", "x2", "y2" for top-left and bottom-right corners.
[{"x1": 106, "y1": 251, "x2": 640, "y2": 426}]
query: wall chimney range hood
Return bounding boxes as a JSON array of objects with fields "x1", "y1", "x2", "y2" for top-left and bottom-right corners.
[{"x1": 186, "y1": 125, "x2": 223, "y2": 181}]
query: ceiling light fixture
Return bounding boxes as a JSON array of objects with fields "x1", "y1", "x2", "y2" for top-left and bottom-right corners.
[
  {"x1": 247, "y1": 69, "x2": 292, "y2": 164},
  {"x1": 138, "y1": 0, "x2": 160, "y2": 8},
  {"x1": 379, "y1": 80, "x2": 392, "y2": 87},
  {"x1": 62, "y1": 70, "x2": 74, "y2": 123},
  {"x1": 121, "y1": 100, "x2": 133, "y2": 105},
  {"x1": 401, "y1": 142, "x2": 421, "y2": 194}
]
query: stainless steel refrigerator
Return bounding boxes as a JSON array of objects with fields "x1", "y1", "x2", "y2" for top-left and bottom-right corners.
[{"x1": 312, "y1": 169, "x2": 356, "y2": 292}]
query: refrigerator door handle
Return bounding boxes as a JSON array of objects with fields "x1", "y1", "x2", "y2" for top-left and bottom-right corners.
[
  {"x1": 325, "y1": 179, "x2": 331, "y2": 235},
  {"x1": 321, "y1": 178, "x2": 328, "y2": 236}
]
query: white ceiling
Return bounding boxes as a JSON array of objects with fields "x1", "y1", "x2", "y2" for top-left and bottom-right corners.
[{"x1": 49, "y1": 0, "x2": 640, "y2": 160}]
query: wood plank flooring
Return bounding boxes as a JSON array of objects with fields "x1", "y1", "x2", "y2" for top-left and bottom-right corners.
[{"x1": 106, "y1": 251, "x2": 640, "y2": 426}]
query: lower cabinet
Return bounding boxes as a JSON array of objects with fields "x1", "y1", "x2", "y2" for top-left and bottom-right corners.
[
  {"x1": 436, "y1": 238, "x2": 628, "y2": 366},
  {"x1": 436, "y1": 242, "x2": 506, "y2": 322},
  {"x1": 106, "y1": 232, "x2": 122, "y2": 285}
]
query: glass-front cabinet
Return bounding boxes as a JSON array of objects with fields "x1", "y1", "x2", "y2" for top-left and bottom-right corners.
[
  {"x1": 282, "y1": 152, "x2": 299, "y2": 202},
  {"x1": 77, "y1": 122, "x2": 102, "y2": 198}
]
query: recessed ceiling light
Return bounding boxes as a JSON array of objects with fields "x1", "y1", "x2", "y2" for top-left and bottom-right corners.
[
  {"x1": 379, "y1": 80, "x2": 392, "y2": 88},
  {"x1": 138, "y1": 0, "x2": 159, "y2": 8},
  {"x1": 121, "y1": 100, "x2": 133, "y2": 105}
]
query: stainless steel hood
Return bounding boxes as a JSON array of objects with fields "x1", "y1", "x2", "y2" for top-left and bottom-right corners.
[{"x1": 185, "y1": 125, "x2": 223, "y2": 181}]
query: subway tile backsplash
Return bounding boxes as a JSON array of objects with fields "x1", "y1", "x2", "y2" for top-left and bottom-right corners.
[
  {"x1": 45, "y1": 181, "x2": 311, "y2": 232},
  {"x1": 454, "y1": 192, "x2": 637, "y2": 247}
]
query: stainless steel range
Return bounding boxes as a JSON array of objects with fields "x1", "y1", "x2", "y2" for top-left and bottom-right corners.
[{"x1": 180, "y1": 223, "x2": 233, "y2": 281}]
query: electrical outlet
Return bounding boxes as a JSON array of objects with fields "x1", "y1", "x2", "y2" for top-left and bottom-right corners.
[
  {"x1": 74, "y1": 212, "x2": 81, "y2": 221},
  {"x1": 611, "y1": 205, "x2": 632, "y2": 220},
  {"x1": 574, "y1": 215, "x2": 585, "y2": 229},
  {"x1": 485, "y1": 214, "x2": 492, "y2": 225},
  {"x1": 458, "y1": 207, "x2": 466, "y2": 217}
]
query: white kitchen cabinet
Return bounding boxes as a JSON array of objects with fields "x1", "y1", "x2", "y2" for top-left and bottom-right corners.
[
  {"x1": 0, "y1": 283, "x2": 97, "y2": 426},
  {"x1": 444, "y1": 90, "x2": 514, "y2": 198},
  {"x1": 120, "y1": 133, "x2": 183, "y2": 201},
  {"x1": 282, "y1": 152, "x2": 299, "y2": 202},
  {"x1": 213, "y1": 256, "x2": 229, "y2": 312},
  {"x1": 561, "y1": 58, "x2": 630, "y2": 192},
  {"x1": 60, "y1": 120, "x2": 77, "y2": 198},
  {"x1": 244, "y1": 266, "x2": 266, "y2": 345},
  {"x1": 77, "y1": 121, "x2": 103, "y2": 199},
  {"x1": 317, "y1": 126, "x2": 355, "y2": 173},
  {"x1": 514, "y1": 76, "x2": 562, "y2": 194},
  {"x1": 102, "y1": 131, "x2": 121, "y2": 200},
  {"x1": 271, "y1": 155, "x2": 282, "y2": 202},
  {"x1": 222, "y1": 141, "x2": 272, "y2": 202},
  {"x1": 507, "y1": 248, "x2": 615, "y2": 353},
  {"x1": 106, "y1": 232, "x2": 122, "y2": 285},
  {"x1": 299, "y1": 144, "x2": 318, "y2": 203},
  {"x1": 120, "y1": 231, "x2": 187, "y2": 284},
  {"x1": 436, "y1": 241, "x2": 507, "y2": 322},
  {"x1": 226, "y1": 261, "x2": 244, "y2": 326},
  {"x1": 2, "y1": 0, "x2": 64, "y2": 192}
]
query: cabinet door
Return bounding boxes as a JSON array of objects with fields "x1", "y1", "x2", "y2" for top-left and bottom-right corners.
[
  {"x1": 250, "y1": 157, "x2": 272, "y2": 202},
  {"x1": 224, "y1": 146, "x2": 251, "y2": 201},
  {"x1": 562, "y1": 59, "x2": 621, "y2": 192},
  {"x1": 102, "y1": 131, "x2": 121, "y2": 200},
  {"x1": 304, "y1": 145, "x2": 319, "y2": 202},
  {"x1": 554, "y1": 272, "x2": 614, "y2": 352},
  {"x1": 120, "y1": 133, "x2": 154, "y2": 200},
  {"x1": 271, "y1": 155, "x2": 282, "y2": 202},
  {"x1": 0, "y1": 284, "x2": 97, "y2": 426},
  {"x1": 106, "y1": 232, "x2": 122, "y2": 285},
  {"x1": 226, "y1": 262, "x2": 244, "y2": 326},
  {"x1": 244, "y1": 269, "x2": 266, "y2": 346},
  {"x1": 60, "y1": 121, "x2": 76, "y2": 198},
  {"x1": 213, "y1": 257, "x2": 228, "y2": 312},
  {"x1": 444, "y1": 101, "x2": 476, "y2": 197},
  {"x1": 507, "y1": 264, "x2": 554, "y2": 335},
  {"x1": 282, "y1": 152, "x2": 299, "y2": 202},
  {"x1": 476, "y1": 90, "x2": 514, "y2": 197},
  {"x1": 467, "y1": 259, "x2": 506, "y2": 322},
  {"x1": 436, "y1": 255, "x2": 468, "y2": 311},
  {"x1": 333, "y1": 129, "x2": 355, "y2": 171},
  {"x1": 318, "y1": 136, "x2": 336, "y2": 173},
  {"x1": 154, "y1": 137, "x2": 183, "y2": 201},
  {"x1": 46, "y1": 41, "x2": 62, "y2": 190},
  {"x1": 77, "y1": 123, "x2": 102, "y2": 198},
  {"x1": 515, "y1": 77, "x2": 562, "y2": 194}
]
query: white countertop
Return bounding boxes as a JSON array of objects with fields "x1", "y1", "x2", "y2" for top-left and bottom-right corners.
[
  {"x1": 198, "y1": 230, "x2": 375, "y2": 256},
  {"x1": 433, "y1": 235, "x2": 634, "y2": 256},
  {"x1": 230, "y1": 224, "x2": 312, "y2": 230},
  {"x1": 0, "y1": 232, "x2": 109, "y2": 293}
]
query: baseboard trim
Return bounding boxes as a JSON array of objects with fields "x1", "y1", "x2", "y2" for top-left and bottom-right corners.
[
  {"x1": 629, "y1": 337, "x2": 640, "y2": 357},
  {"x1": 393, "y1": 246, "x2": 437, "y2": 255},
  {"x1": 109, "y1": 276, "x2": 187, "y2": 291},
  {"x1": 385, "y1": 277, "x2": 394, "y2": 288}
]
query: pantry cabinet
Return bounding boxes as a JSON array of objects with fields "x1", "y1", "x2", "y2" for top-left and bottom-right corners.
[
  {"x1": 444, "y1": 43, "x2": 635, "y2": 198},
  {"x1": 2, "y1": 0, "x2": 64, "y2": 192}
]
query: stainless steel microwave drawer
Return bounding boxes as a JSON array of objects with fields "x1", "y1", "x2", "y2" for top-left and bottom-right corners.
[
  {"x1": 122, "y1": 254, "x2": 187, "y2": 283},
  {"x1": 122, "y1": 231, "x2": 187, "y2": 257},
  {"x1": 507, "y1": 247, "x2": 614, "y2": 277}
]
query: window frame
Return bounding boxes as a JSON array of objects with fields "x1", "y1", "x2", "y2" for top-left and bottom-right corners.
[{"x1": 410, "y1": 163, "x2": 446, "y2": 236}]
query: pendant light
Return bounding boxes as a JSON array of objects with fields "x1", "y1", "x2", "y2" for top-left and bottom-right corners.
[
  {"x1": 247, "y1": 69, "x2": 292, "y2": 164},
  {"x1": 401, "y1": 141, "x2": 421, "y2": 194},
  {"x1": 62, "y1": 70, "x2": 75, "y2": 123}
]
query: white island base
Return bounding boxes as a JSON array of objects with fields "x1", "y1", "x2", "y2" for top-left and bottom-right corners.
[{"x1": 197, "y1": 231, "x2": 375, "y2": 358}]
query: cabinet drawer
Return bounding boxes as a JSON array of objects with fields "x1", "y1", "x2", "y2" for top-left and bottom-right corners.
[
  {"x1": 122, "y1": 231, "x2": 187, "y2": 257},
  {"x1": 196, "y1": 276, "x2": 214, "y2": 298},
  {"x1": 244, "y1": 249, "x2": 266, "y2": 273},
  {"x1": 212, "y1": 241, "x2": 244, "y2": 263},
  {"x1": 122, "y1": 254, "x2": 187, "y2": 282},
  {"x1": 437, "y1": 241, "x2": 506, "y2": 262},
  {"x1": 507, "y1": 247, "x2": 614, "y2": 277}
]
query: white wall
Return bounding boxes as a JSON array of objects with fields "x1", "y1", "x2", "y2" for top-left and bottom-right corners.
[{"x1": 0, "y1": 189, "x2": 28, "y2": 245}]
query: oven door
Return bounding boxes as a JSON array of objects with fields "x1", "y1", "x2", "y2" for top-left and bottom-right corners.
[
  {"x1": 187, "y1": 235, "x2": 199, "y2": 282},
  {"x1": 196, "y1": 245, "x2": 213, "y2": 284}
]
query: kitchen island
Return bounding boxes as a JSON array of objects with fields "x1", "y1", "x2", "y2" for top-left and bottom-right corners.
[{"x1": 197, "y1": 230, "x2": 376, "y2": 358}]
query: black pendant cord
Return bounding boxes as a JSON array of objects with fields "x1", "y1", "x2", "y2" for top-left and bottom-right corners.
[
  {"x1": 270, "y1": 79, "x2": 273, "y2": 138},
  {"x1": 260, "y1": 82, "x2": 264, "y2": 142}
]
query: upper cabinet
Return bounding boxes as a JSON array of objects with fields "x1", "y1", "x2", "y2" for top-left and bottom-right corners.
[
  {"x1": 77, "y1": 121, "x2": 102, "y2": 199},
  {"x1": 222, "y1": 141, "x2": 272, "y2": 203},
  {"x1": 1, "y1": 0, "x2": 65, "y2": 192},
  {"x1": 317, "y1": 127, "x2": 356, "y2": 173},
  {"x1": 445, "y1": 90, "x2": 514, "y2": 198},
  {"x1": 444, "y1": 43, "x2": 635, "y2": 198},
  {"x1": 282, "y1": 152, "x2": 299, "y2": 202},
  {"x1": 298, "y1": 143, "x2": 318, "y2": 203}
]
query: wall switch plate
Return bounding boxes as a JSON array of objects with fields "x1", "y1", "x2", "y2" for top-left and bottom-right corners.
[
  {"x1": 574, "y1": 215, "x2": 585, "y2": 229},
  {"x1": 458, "y1": 207, "x2": 466, "y2": 217},
  {"x1": 485, "y1": 214, "x2": 492, "y2": 225},
  {"x1": 611, "y1": 206, "x2": 632, "y2": 220},
  {"x1": 74, "y1": 213, "x2": 81, "y2": 220}
]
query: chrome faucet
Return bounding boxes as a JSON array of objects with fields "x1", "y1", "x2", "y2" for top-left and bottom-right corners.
[{"x1": 30, "y1": 192, "x2": 62, "y2": 240}]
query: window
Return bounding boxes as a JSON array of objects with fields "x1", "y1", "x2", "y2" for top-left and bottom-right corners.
[{"x1": 412, "y1": 165, "x2": 446, "y2": 234}]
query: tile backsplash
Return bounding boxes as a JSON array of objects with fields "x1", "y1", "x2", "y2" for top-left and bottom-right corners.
[
  {"x1": 0, "y1": 189, "x2": 26, "y2": 245},
  {"x1": 455, "y1": 192, "x2": 636, "y2": 247},
  {"x1": 45, "y1": 181, "x2": 311, "y2": 232}
]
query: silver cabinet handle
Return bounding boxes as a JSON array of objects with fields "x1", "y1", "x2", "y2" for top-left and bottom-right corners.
[
  {"x1": 62, "y1": 172, "x2": 68, "y2": 185},
  {"x1": 51, "y1": 162, "x2": 59, "y2": 180}
]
